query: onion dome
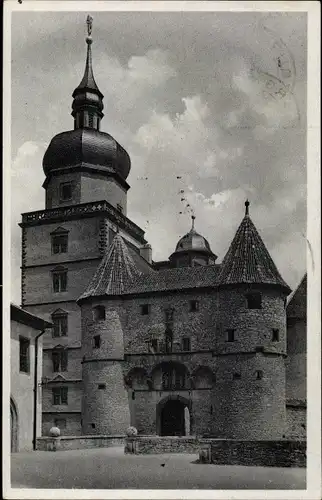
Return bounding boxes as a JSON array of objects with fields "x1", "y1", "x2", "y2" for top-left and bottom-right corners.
[
  {"x1": 169, "y1": 216, "x2": 217, "y2": 268},
  {"x1": 217, "y1": 200, "x2": 291, "y2": 293},
  {"x1": 42, "y1": 15, "x2": 131, "y2": 182}
]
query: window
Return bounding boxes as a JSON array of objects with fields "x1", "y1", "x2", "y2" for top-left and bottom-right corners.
[
  {"x1": 54, "y1": 418, "x2": 66, "y2": 429},
  {"x1": 116, "y1": 204, "x2": 123, "y2": 213},
  {"x1": 60, "y1": 182, "x2": 73, "y2": 201},
  {"x1": 52, "y1": 312, "x2": 68, "y2": 337},
  {"x1": 19, "y1": 337, "x2": 30, "y2": 373},
  {"x1": 210, "y1": 405, "x2": 213, "y2": 415},
  {"x1": 91, "y1": 423, "x2": 96, "y2": 429},
  {"x1": 93, "y1": 335, "x2": 101, "y2": 349},
  {"x1": 93, "y1": 305, "x2": 105, "y2": 321},
  {"x1": 162, "y1": 366, "x2": 186, "y2": 390},
  {"x1": 272, "y1": 329, "x2": 280, "y2": 342},
  {"x1": 189, "y1": 300, "x2": 199, "y2": 312},
  {"x1": 52, "y1": 268, "x2": 67, "y2": 293},
  {"x1": 98, "y1": 383, "x2": 106, "y2": 390},
  {"x1": 140, "y1": 304, "x2": 150, "y2": 315},
  {"x1": 52, "y1": 349, "x2": 68, "y2": 372},
  {"x1": 255, "y1": 370, "x2": 263, "y2": 380},
  {"x1": 182, "y1": 337, "x2": 191, "y2": 351},
  {"x1": 52, "y1": 234, "x2": 68, "y2": 254},
  {"x1": 132, "y1": 392, "x2": 135, "y2": 400},
  {"x1": 151, "y1": 338, "x2": 158, "y2": 352},
  {"x1": 233, "y1": 372, "x2": 241, "y2": 380},
  {"x1": 246, "y1": 292, "x2": 262, "y2": 309},
  {"x1": 88, "y1": 113, "x2": 94, "y2": 128},
  {"x1": 226, "y1": 329, "x2": 235, "y2": 342},
  {"x1": 52, "y1": 387, "x2": 68, "y2": 405}
]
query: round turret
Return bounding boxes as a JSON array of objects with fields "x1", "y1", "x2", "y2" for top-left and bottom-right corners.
[
  {"x1": 169, "y1": 216, "x2": 217, "y2": 268},
  {"x1": 211, "y1": 202, "x2": 290, "y2": 440}
]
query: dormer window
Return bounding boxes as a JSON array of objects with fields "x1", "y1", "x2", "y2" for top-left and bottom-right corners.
[
  {"x1": 60, "y1": 182, "x2": 73, "y2": 202},
  {"x1": 246, "y1": 292, "x2": 262, "y2": 309},
  {"x1": 93, "y1": 305, "x2": 106, "y2": 321},
  {"x1": 116, "y1": 204, "x2": 123, "y2": 213}
]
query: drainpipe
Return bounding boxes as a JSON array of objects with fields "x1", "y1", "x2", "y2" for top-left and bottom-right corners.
[{"x1": 33, "y1": 329, "x2": 46, "y2": 451}]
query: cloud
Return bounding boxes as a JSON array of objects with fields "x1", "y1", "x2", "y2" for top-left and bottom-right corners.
[{"x1": 10, "y1": 12, "x2": 307, "y2": 296}]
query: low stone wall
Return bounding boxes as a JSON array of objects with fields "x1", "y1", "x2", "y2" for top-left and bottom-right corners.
[
  {"x1": 36, "y1": 435, "x2": 125, "y2": 451},
  {"x1": 125, "y1": 437, "x2": 306, "y2": 468},
  {"x1": 203, "y1": 439, "x2": 306, "y2": 468},
  {"x1": 125, "y1": 436, "x2": 203, "y2": 454}
]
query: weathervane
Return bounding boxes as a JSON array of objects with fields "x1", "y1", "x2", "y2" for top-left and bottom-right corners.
[{"x1": 86, "y1": 15, "x2": 93, "y2": 43}]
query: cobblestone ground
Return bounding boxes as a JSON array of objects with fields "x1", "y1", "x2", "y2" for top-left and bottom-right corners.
[{"x1": 11, "y1": 446, "x2": 306, "y2": 490}]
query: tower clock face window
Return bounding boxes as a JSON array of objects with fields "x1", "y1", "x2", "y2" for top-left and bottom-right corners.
[
  {"x1": 60, "y1": 182, "x2": 73, "y2": 201},
  {"x1": 52, "y1": 234, "x2": 68, "y2": 254}
]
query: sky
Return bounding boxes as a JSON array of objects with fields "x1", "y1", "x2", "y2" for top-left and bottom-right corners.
[{"x1": 10, "y1": 9, "x2": 307, "y2": 304}]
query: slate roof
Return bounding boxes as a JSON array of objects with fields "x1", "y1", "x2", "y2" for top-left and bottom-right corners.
[
  {"x1": 287, "y1": 273, "x2": 307, "y2": 318},
  {"x1": 217, "y1": 211, "x2": 291, "y2": 293},
  {"x1": 124, "y1": 264, "x2": 220, "y2": 295},
  {"x1": 78, "y1": 234, "x2": 153, "y2": 301}
]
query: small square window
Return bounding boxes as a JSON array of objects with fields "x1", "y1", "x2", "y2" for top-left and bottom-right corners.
[
  {"x1": 98, "y1": 383, "x2": 106, "y2": 390},
  {"x1": 140, "y1": 304, "x2": 150, "y2": 315},
  {"x1": 233, "y1": 372, "x2": 241, "y2": 380},
  {"x1": 60, "y1": 183, "x2": 73, "y2": 201},
  {"x1": 182, "y1": 337, "x2": 191, "y2": 351},
  {"x1": 93, "y1": 335, "x2": 101, "y2": 349},
  {"x1": 246, "y1": 292, "x2": 262, "y2": 309},
  {"x1": 91, "y1": 423, "x2": 96, "y2": 429},
  {"x1": 19, "y1": 337, "x2": 30, "y2": 373},
  {"x1": 272, "y1": 329, "x2": 280, "y2": 342},
  {"x1": 226, "y1": 329, "x2": 235, "y2": 342},
  {"x1": 189, "y1": 300, "x2": 199, "y2": 312},
  {"x1": 93, "y1": 306, "x2": 105, "y2": 321}
]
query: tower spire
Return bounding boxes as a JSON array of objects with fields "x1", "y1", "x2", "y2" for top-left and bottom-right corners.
[
  {"x1": 191, "y1": 214, "x2": 196, "y2": 231},
  {"x1": 71, "y1": 15, "x2": 104, "y2": 130},
  {"x1": 245, "y1": 199, "x2": 250, "y2": 216}
]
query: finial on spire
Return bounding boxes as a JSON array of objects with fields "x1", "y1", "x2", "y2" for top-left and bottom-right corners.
[
  {"x1": 86, "y1": 14, "x2": 93, "y2": 44},
  {"x1": 245, "y1": 199, "x2": 250, "y2": 216},
  {"x1": 191, "y1": 214, "x2": 196, "y2": 230}
]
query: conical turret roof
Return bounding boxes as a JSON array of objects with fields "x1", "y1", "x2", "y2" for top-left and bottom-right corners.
[
  {"x1": 217, "y1": 201, "x2": 291, "y2": 293},
  {"x1": 78, "y1": 233, "x2": 143, "y2": 301}
]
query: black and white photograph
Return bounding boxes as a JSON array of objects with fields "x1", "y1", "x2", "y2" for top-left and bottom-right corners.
[{"x1": 3, "y1": 1, "x2": 321, "y2": 497}]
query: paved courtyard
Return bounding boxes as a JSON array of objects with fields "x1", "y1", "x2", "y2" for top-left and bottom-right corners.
[{"x1": 11, "y1": 446, "x2": 306, "y2": 490}]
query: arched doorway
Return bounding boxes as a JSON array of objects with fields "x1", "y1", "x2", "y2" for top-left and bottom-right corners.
[
  {"x1": 157, "y1": 395, "x2": 192, "y2": 436},
  {"x1": 10, "y1": 398, "x2": 18, "y2": 453}
]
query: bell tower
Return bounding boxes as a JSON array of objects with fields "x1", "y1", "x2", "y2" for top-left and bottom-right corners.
[{"x1": 19, "y1": 16, "x2": 147, "y2": 437}]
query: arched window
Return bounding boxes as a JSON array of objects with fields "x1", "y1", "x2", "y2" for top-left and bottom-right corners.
[{"x1": 93, "y1": 305, "x2": 106, "y2": 321}]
